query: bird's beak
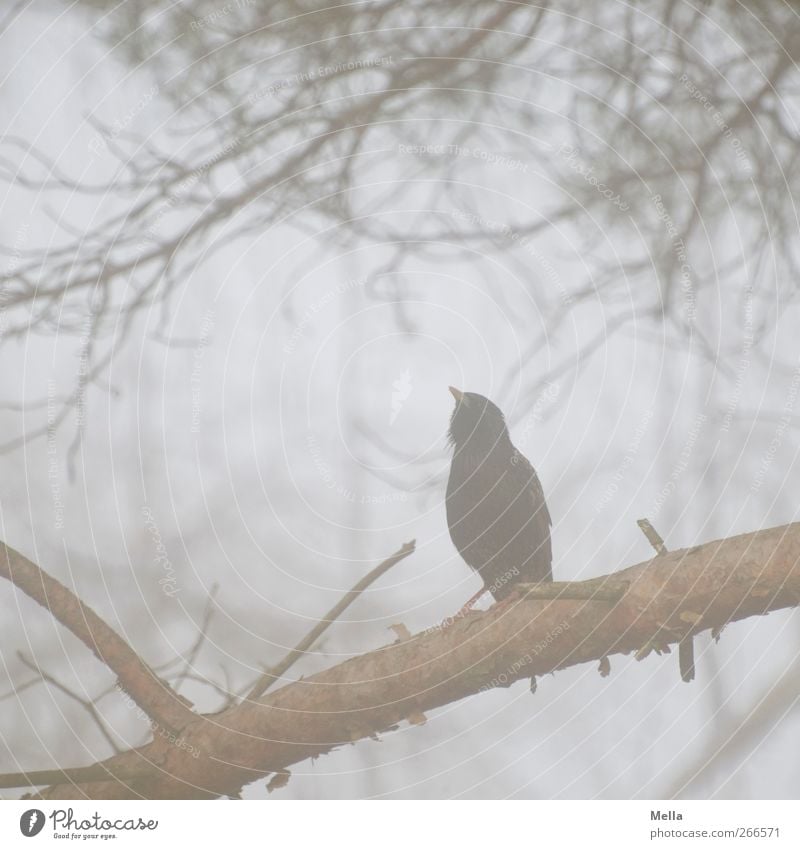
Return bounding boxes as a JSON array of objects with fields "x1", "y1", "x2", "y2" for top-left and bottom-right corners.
[{"x1": 449, "y1": 386, "x2": 464, "y2": 403}]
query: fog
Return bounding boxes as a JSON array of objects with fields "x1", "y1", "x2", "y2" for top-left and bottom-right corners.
[{"x1": 1, "y1": 0, "x2": 799, "y2": 799}]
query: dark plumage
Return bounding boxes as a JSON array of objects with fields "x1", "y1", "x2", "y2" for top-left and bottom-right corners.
[{"x1": 446, "y1": 387, "x2": 552, "y2": 603}]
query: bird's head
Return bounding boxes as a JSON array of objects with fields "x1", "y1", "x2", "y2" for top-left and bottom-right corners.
[{"x1": 447, "y1": 387, "x2": 511, "y2": 452}]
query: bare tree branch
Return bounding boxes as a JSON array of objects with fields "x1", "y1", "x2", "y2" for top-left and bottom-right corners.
[
  {"x1": 0, "y1": 542, "x2": 194, "y2": 734},
  {"x1": 4, "y1": 519, "x2": 797, "y2": 800}
]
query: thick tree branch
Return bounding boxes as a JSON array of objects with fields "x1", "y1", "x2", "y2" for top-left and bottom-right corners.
[
  {"x1": 0, "y1": 542, "x2": 194, "y2": 734},
  {"x1": 13, "y1": 521, "x2": 800, "y2": 800}
]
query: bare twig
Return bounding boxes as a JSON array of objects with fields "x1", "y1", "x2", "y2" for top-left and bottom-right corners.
[
  {"x1": 637, "y1": 518, "x2": 668, "y2": 556},
  {"x1": 638, "y1": 518, "x2": 694, "y2": 682},
  {"x1": 17, "y1": 653, "x2": 122, "y2": 755},
  {"x1": 0, "y1": 677, "x2": 41, "y2": 702},
  {"x1": 246, "y1": 540, "x2": 416, "y2": 700},
  {"x1": 0, "y1": 761, "x2": 147, "y2": 791},
  {"x1": 171, "y1": 584, "x2": 220, "y2": 695}
]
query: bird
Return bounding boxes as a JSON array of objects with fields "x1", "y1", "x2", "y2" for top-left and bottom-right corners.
[{"x1": 445, "y1": 387, "x2": 552, "y2": 611}]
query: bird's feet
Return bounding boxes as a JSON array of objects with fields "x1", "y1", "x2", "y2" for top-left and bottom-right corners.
[
  {"x1": 457, "y1": 586, "x2": 489, "y2": 616},
  {"x1": 437, "y1": 586, "x2": 488, "y2": 629}
]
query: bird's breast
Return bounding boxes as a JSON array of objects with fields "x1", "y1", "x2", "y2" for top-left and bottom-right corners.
[{"x1": 446, "y1": 447, "x2": 552, "y2": 585}]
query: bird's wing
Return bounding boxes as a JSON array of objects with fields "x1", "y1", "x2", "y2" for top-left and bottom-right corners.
[
  {"x1": 512, "y1": 449, "x2": 553, "y2": 581},
  {"x1": 512, "y1": 449, "x2": 551, "y2": 528},
  {"x1": 446, "y1": 451, "x2": 515, "y2": 567},
  {"x1": 446, "y1": 446, "x2": 552, "y2": 574}
]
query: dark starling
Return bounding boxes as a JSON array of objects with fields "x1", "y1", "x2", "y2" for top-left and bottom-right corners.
[{"x1": 446, "y1": 387, "x2": 552, "y2": 609}]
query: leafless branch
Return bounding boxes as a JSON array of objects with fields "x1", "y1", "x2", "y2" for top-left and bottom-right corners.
[
  {"x1": 246, "y1": 540, "x2": 417, "y2": 699},
  {"x1": 0, "y1": 542, "x2": 194, "y2": 734},
  {"x1": 1, "y1": 519, "x2": 795, "y2": 800},
  {"x1": 17, "y1": 652, "x2": 123, "y2": 755}
]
